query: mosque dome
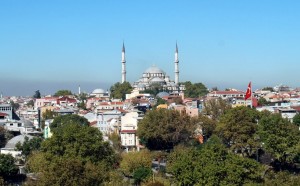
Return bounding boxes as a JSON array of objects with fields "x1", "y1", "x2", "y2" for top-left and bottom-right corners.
[
  {"x1": 156, "y1": 92, "x2": 170, "y2": 98},
  {"x1": 5, "y1": 135, "x2": 34, "y2": 149},
  {"x1": 150, "y1": 77, "x2": 165, "y2": 83},
  {"x1": 92, "y1": 89, "x2": 105, "y2": 94},
  {"x1": 144, "y1": 66, "x2": 165, "y2": 74}
]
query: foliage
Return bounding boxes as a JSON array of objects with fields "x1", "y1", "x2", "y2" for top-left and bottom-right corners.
[
  {"x1": 0, "y1": 127, "x2": 13, "y2": 148},
  {"x1": 0, "y1": 154, "x2": 18, "y2": 179},
  {"x1": 27, "y1": 123, "x2": 117, "y2": 185},
  {"x1": 202, "y1": 98, "x2": 231, "y2": 121},
  {"x1": 120, "y1": 150, "x2": 152, "y2": 176},
  {"x1": 197, "y1": 114, "x2": 217, "y2": 140},
  {"x1": 133, "y1": 166, "x2": 152, "y2": 185},
  {"x1": 33, "y1": 90, "x2": 41, "y2": 99},
  {"x1": 28, "y1": 155, "x2": 110, "y2": 186},
  {"x1": 42, "y1": 109, "x2": 56, "y2": 120},
  {"x1": 258, "y1": 97, "x2": 269, "y2": 106},
  {"x1": 141, "y1": 83, "x2": 164, "y2": 96},
  {"x1": 26, "y1": 99, "x2": 34, "y2": 107},
  {"x1": 110, "y1": 82, "x2": 133, "y2": 100},
  {"x1": 137, "y1": 109, "x2": 197, "y2": 150},
  {"x1": 293, "y1": 113, "x2": 300, "y2": 127},
  {"x1": 10, "y1": 100, "x2": 20, "y2": 111},
  {"x1": 264, "y1": 171, "x2": 300, "y2": 186},
  {"x1": 181, "y1": 81, "x2": 208, "y2": 98},
  {"x1": 262, "y1": 87, "x2": 274, "y2": 92},
  {"x1": 108, "y1": 132, "x2": 122, "y2": 153},
  {"x1": 50, "y1": 114, "x2": 89, "y2": 130},
  {"x1": 54, "y1": 89, "x2": 72, "y2": 97},
  {"x1": 215, "y1": 106, "x2": 260, "y2": 157},
  {"x1": 258, "y1": 113, "x2": 300, "y2": 168},
  {"x1": 167, "y1": 136, "x2": 264, "y2": 185},
  {"x1": 15, "y1": 136, "x2": 43, "y2": 158}
]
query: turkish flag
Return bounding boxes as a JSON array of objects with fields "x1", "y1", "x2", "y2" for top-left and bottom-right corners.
[{"x1": 245, "y1": 82, "x2": 252, "y2": 100}]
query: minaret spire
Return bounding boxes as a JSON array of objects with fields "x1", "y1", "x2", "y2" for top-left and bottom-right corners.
[
  {"x1": 121, "y1": 42, "x2": 126, "y2": 83},
  {"x1": 174, "y1": 42, "x2": 179, "y2": 85}
]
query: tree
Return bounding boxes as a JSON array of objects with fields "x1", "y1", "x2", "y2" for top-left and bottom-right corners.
[
  {"x1": 33, "y1": 90, "x2": 41, "y2": 99},
  {"x1": 15, "y1": 136, "x2": 43, "y2": 159},
  {"x1": 26, "y1": 99, "x2": 34, "y2": 107},
  {"x1": 0, "y1": 154, "x2": 18, "y2": 180},
  {"x1": 137, "y1": 109, "x2": 197, "y2": 150},
  {"x1": 77, "y1": 93, "x2": 88, "y2": 110},
  {"x1": 50, "y1": 114, "x2": 89, "y2": 130},
  {"x1": 27, "y1": 123, "x2": 117, "y2": 185},
  {"x1": 120, "y1": 150, "x2": 152, "y2": 177},
  {"x1": 10, "y1": 100, "x2": 20, "y2": 111},
  {"x1": 258, "y1": 97, "x2": 269, "y2": 106},
  {"x1": 197, "y1": 114, "x2": 217, "y2": 140},
  {"x1": 215, "y1": 106, "x2": 260, "y2": 157},
  {"x1": 110, "y1": 82, "x2": 133, "y2": 100},
  {"x1": 202, "y1": 98, "x2": 231, "y2": 121},
  {"x1": 0, "y1": 126, "x2": 13, "y2": 148},
  {"x1": 54, "y1": 89, "x2": 72, "y2": 97},
  {"x1": 181, "y1": 81, "x2": 208, "y2": 98},
  {"x1": 293, "y1": 113, "x2": 300, "y2": 127},
  {"x1": 167, "y1": 136, "x2": 264, "y2": 185},
  {"x1": 141, "y1": 83, "x2": 164, "y2": 96},
  {"x1": 262, "y1": 87, "x2": 274, "y2": 92},
  {"x1": 42, "y1": 109, "x2": 56, "y2": 120},
  {"x1": 258, "y1": 113, "x2": 300, "y2": 169},
  {"x1": 133, "y1": 167, "x2": 152, "y2": 185}
]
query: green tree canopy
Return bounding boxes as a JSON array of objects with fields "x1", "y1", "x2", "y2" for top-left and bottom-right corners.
[
  {"x1": 110, "y1": 82, "x2": 133, "y2": 100},
  {"x1": 262, "y1": 87, "x2": 274, "y2": 92},
  {"x1": 181, "y1": 81, "x2": 208, "y2": 98},
  {"x1": 15, "y1": 136, "x2": 43, "y2": 159},
  {"x1": 293, "y1": 113, "x2": 300, "y2": 127},
  {"x1": 0, "y1": 126, "x2": 13, "y2": 148},
  {"x1": 54, "y1": 89, "x2": 72, "y2": 97},
  {"x1": 10, "y1": 100, "x2": 20, "y2": 111},
  {"x1": 141, "y1": 83, "x2": 164, "y2": 96},
  {"x1": 202, "y1": 98, "x2": 231, "y2": 121},
  {"x1": 167, "y1": 136, "x2": 264, "y2": 185},
  {"x1": 27, "y1": 123, "x2": 117, "y2": 185},
  {"x1": 120, "y1": 150, "x2": 152, "y2": 177},
  {"x1": 137, "y1": 109, "x2": 197, "y2": 150},
  {"x1": 258, "y1": 97, "x2": 269, "y2": 106},
  {"x1": 42, "y1": 109, "x2": 56, "y2": 120},
  {"x1": 0, "y1": 154, "x2": 18, "y2": 180},
  {"x1": 215, "y1": 106, "x2": 260, "y2": 157},
  {"x1": 258, "y1": 113, "x2": 300, "y2": 168},
  {"x1": 33, "y1": 90, "x2": 41, "y2": 99},
  {"x1": 50, "y1": 114, "x2": 89, "y2": 130}
]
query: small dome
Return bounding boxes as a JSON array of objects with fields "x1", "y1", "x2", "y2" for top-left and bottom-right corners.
[
  {"x1": 144, "y1": 65, "x2": 165, "y2": 74},
  {"x1": 156, "y1": 92, "x2": 170, "y2": 98},
  {"x1": 92, "y1": 89, "x2": 105, "y2": 94},
  {"x1": 5, "y1": 135, "x2": 34, "y2": 149}
]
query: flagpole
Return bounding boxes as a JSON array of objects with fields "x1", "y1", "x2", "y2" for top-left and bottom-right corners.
[{"x1": 250, "y1": 82, "x2": 253, "y2": 109}]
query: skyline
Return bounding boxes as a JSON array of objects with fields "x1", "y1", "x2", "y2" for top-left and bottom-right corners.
[{"x1": 1, "y1": 1, "x2": 300, "y2": 96}]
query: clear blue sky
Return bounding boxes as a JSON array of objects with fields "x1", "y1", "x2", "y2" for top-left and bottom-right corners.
[{"x1": 1, "y1": 0, "x2": 299, "y2": 96}]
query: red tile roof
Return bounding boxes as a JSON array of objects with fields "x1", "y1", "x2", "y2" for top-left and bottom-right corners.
[{"x1": 0, "y1": 112, "x2": 8, "y2": 116}]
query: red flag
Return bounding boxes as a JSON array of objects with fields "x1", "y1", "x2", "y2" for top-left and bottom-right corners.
[{"x1": 245, "y1": 82, "x2": 252, "y2": 100}]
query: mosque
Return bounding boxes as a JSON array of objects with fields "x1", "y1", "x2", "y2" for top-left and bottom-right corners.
[{"x1": 121, "y1": 43, "x2": 185, "y2": 92}]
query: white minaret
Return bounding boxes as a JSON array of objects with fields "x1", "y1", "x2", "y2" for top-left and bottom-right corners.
[
  {"x1": 78, "y1": 85, "x2": 81, "y2": 95},
  {"x1": 121, "y1": 42, "x2": 126, "y2": 83},
  {"x1": 174, "y1": 42, "x2": 179, "y2": 85}
]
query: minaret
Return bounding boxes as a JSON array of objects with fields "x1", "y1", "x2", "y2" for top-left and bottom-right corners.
[
  {"x1": 121, "y1": 42, "x2": 126, "y2": 83},
  {"x1": 78, "y1": 85, "x2": 81, "y2": 95},
  {"x1": 174, "y1": 42, "x2": 179, "y2": 85}
]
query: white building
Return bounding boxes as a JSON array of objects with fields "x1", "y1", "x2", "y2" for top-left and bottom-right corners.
[{"x1": 120, "y1": 111, "x2": 143, "y2": 152}]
